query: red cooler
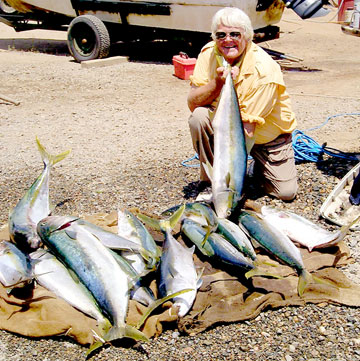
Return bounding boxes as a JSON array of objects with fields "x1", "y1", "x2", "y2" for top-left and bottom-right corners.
[
  {"x1": 172, "y1": 52, "x2": 197, "y2": 80},
  {"x1": 338, "y1": 0, "x2": 354, "y2": 22}
]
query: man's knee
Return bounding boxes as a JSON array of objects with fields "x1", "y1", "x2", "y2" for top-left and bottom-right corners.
[
  {"x1": 188, "y1": 107, "x2": 209, "y2": 130},
  {"x1": 264, "y1": 179, "x2": 298, "y2": 201}
]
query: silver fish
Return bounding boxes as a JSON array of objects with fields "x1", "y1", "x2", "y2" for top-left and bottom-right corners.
[
  {"x1": 8, "y1": 137, "x2": 70, "y2": 252},
  {"x1": 29, "y1": 249, "x2": 111, "y2": 333},
  {"x1": 0, "y1": 240, "x2": 33, "y2": 288},
  {"x1": 216, "y1": 218, "x2": 257, "y2": 261},
  {"x1": 159, "y1": 208, "x2": 201, "y2": 317},
  {"x1": 118, "y1": 209, "x2": 161, "y2": 270},
  {"x1": 204, "y1": 69, "x2": 247, "y2": 219},
  {"x1": 260, "y1": 206, "x2": 360, "y2": 251},
  {"x1": 70, "y1": 217, "x2": 153, "y2": 262},
  {"x1": 181, "y1": 218, "x2": 254, "y2": 271},
  {"x1": 36, "y1": 215, "x2": 148, "y2": 347},
  {"x1": 137, "y1": 205, "x2": 200, "y2": 317},
  {"x1": 238, "y1": 210, "x2": 313, "y2": 296}
]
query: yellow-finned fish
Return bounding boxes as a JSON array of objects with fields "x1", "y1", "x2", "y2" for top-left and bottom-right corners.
[
  {"x1": 8, "y1": 137, "x2": 70, "y2": 253},
  {"x1": 204, "y1": 65, "x2": 247, "y2": 219},
  {"x1": 36, "y1": 215, "x2": 148, "y2": 354}
]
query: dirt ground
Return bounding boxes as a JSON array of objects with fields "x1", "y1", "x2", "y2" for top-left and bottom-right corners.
[
  {"x1": 0, "y1": 6, "x2": 360, "y2": 361},
  {"x1": 0, "y1": 7, "x2": 359, "y2": 218}
]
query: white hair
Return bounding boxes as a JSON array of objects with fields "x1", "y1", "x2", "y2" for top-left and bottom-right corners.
[{"x1": 211, "y1": 7, "x2": 254, "y2": 42}]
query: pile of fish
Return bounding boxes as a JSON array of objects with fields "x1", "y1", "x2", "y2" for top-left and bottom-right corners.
[
  {"x1": 1, "y1": 138, "x2": 356, "y2": 354},
  {"x1": 1, "y1": 71, "x2": 358, "y2": 353}
]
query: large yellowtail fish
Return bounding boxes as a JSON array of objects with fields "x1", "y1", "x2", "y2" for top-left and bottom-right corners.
[
  {"x1": 29, "y1": 249, "x2": 111, "y2": 334},
  {"x1": 216, "y1": 218, "x2": 257, "y2": 261},
  {"x1": 181, "y1": 218, "x2": 255, "y2": 272},
  {"x1": 205, "y1": 67, "x2": 247, "y2": 219},
  {"x1": 238, "y1": 210, "x2": 323, "y2": 296},
  {"x1": 260, "y1": 206, "x2": 360, "y2": 252},
  {"x1": 0, "y1": 240, "x2": 33, "y2": 289},
  {"x1": 8, "y1": 137, "x2": 70, "y2": 252},
  {"x1": 36, "y1": 216, "x2": 148, "y2": 354},
  {"x1": 136, "y1": 205, "x2": 200, "y2": 317}
]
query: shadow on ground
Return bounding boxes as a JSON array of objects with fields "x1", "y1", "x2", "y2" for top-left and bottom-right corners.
[
  {"x1": 0, "y1": 38, "x2": 69, "y2": 56},
  {"x1": 0, "y1": 36, "x2": 204, "y2": 63}
]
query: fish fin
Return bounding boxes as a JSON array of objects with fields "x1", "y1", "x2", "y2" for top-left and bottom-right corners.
[
  {"x1": 103, "y1": 324, "x2": 149, "y2": 344},
  {"x1": 136, "y1": 213, "x2": 161, "y2": 232},
  {"x1": 245, "y1": 135, "x2": 255, "y2": 154},
  {"x1": 335, "y1": 213, "x2": 360, "y2": 242},
  {"x1": 196, "y1": 267, "x2": 205, "y2": 288},
  {"x1": 245, "y1": 267, "x2": 283, "y2": 280},
  {"x1": 35, "y1": 136, "x2": 71, "y2": 167},
  {"x1": 160, "y1": 204, "x2": 181, "y2": 216},
  {"x1": 158, "y1": 204, "x2": 185, "y2": 233},
  {"x1": 64, "y1": 228, "x2": 78, "y2": 240},
  {"x1": 253, "y1": 259, "x2": 278, "y2": 268},
  {"x1": 167, "y1": 204, "x2": 186, "y2": 230},
  {"x1": 136, "y1": 289, "x2": 194, "y2": 329},
  {"x1": 200, "y1": 226, "x2": 211, "y2": 246},
  {"x1": 298, "y1": 270, "x2": 313, "y2": 297},
  {"x1": 86, "y1": 341, "x2": 104, "y2": 357},
  {"x1": 202, "y1": 161, "x2": 213, "y2": 182},
  {"x1": 225, "y1": 172, "x2": 231, "y2": 188}
]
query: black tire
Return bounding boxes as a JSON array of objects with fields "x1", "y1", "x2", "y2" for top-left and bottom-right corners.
[
  {"x1": 67, "y1": 15, "x2": 110, "y2": 62},
  {"x1": 0, "y1": 0, "x2": 17, "y2": 14}
]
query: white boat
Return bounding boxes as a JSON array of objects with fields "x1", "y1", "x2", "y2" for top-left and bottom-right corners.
[
  {"x1": 1, "y1": 0, "x2": 330, "y2": 62},
  {"x1": 320, "y1": 162, "x2": 360, "y2": 231}
]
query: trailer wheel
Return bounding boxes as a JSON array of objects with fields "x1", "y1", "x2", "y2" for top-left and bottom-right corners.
[
  {"x1": 67, "y1": 15, "x2": 110, "y2": 62},
  {"x1": 0, "y1": 0, "x2": 17, "y2": 13}
]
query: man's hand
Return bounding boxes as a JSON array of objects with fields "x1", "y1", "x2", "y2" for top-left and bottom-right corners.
[{"x1": 216, "y1": 66, "x2": 240, "y2": 81}]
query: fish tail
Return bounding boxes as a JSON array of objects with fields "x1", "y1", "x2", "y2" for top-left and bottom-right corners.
[
  {"x1": 104, "y1": 324, "x2": 149, "y2": 343},
  {"x1": 162, "y1": 203, "x2": 185, "y2": 232},
  {"x1": 136, "y1": 288, "x2": 194, "y2": 329},
  {"x1": 98, "y1": 317, "x2": 112, "y2": 336},
  {"x1": 138, "y1": 204, "x2": 185, "y2": 234},
  {"x1": 245, "y1": 267, "x2": 283, "y2": 280},
  {"x1": 298, "y1": 269, "x2": 313, "y2": 297},
  {"x1": 136, "y1": 212, "x2": 162, "y2": 231},
  {"x1": 202, "y1": 161, "x2": 213, "y2": 182},
  {"x1": 298, "y1": 270, "x2": 339, "y2": 297},
  {"x1": 86, "y1": 340, "x2": 104, "y2": 357},
  {"x1": 124, "y1": 324, "x2": 149, "y2": 342},
  {"x1": 86, "y1": 320, "x2": 147, "y2": 357},
  {"x1": 36, "y1": 136, "x2": 71, "y2": 167},
  {"x1": 337, "y1": 214, "x2": 360, "y2": 241}
]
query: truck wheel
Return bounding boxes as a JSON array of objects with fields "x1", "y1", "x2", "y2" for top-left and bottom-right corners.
[
  {"x1": 0, "y1": 0, "x2": 17, "y2": 13},
  {"x1": 67, "y1": 15, "x2": 110, "y2": 62}
]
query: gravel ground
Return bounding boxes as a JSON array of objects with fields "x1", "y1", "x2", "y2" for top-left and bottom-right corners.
[{"x1": 1, "y1": 7, "x2": 360, "y2": 361}]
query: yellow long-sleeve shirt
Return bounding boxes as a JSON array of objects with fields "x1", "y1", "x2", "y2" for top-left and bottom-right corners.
[{"x1": 189, "y1": 41, "x2": 297, "y2": 144}]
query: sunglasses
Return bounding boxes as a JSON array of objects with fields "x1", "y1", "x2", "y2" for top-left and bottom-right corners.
[{"x1": 215, "y1": 31, "x2": 242, "y2": 40}]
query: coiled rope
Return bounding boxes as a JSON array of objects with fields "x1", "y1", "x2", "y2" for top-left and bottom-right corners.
[
  {"x1": 182, "y1": 112, "x2": 360, "y2": 167},
  {"x1": 293, "y1": 112, "x2": 360, "y2": 163}
]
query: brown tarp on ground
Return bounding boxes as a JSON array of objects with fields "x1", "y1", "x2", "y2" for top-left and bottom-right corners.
[{"x1": 0, "y1": 211, "x2": 360, "y2": 346}]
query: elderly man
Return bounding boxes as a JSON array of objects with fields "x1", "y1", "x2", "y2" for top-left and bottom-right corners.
[{"x1": 188, "y1": 7, "x2": 298, "y2": 201}]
